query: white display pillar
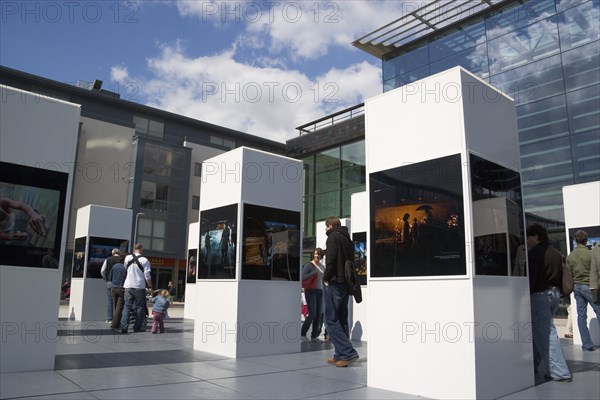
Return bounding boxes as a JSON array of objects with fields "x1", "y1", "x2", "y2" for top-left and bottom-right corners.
[
  {"x1": 69, "y1": 205, "x2": 132, "y2": 321},
  {"x1": 350, "y1": 191, "x2": 368, "y2": 341},
  {"x1": 365, "y1": 67, "x2": 532, "y2": 399},
  {"x1": 563, "y1": 181, "x2": 600, "y2": 347},
  {"x1": 0, "y1": 85, "x2": 80, "y2": 373},
  {"x1": 184, "y1": 222, "x2": 199, "y2": 319},
  {"x1": 193, "y1": 147, "x2": 303, "y2": 358}
]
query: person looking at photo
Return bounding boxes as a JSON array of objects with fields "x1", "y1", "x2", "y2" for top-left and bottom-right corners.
[{"x1": 0, "y1": 198, "x2": 46, "y2": 240}]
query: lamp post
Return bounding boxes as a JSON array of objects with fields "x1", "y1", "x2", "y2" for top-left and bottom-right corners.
[{"x1": 131, "y1": 212, "x2": 145, "y2": 252}]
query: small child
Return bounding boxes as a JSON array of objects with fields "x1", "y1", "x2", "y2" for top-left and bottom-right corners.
[{"x1": 150, "y1": 289, "x2": 170, "y2": 334}]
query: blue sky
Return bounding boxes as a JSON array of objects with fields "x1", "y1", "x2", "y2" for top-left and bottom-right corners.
[{"x1": 1, "y1": 1, "x2": 410, "y2": 142}]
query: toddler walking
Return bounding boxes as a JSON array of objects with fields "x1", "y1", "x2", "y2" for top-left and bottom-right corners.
[{"x1": 150, "y1": 289, "x2": 170, "y2": 334}]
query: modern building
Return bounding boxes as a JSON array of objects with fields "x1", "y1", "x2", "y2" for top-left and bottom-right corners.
[
  {"x1": 290, "y1": 0, "x2": 599, "y2": 254},
  {"x1": 0, "y1": 65, "x2": 285, "y2": 297}
]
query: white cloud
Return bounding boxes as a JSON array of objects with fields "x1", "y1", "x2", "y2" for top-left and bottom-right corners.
[
  {"x1": 110, "y1": 65, "x2": 130, "y2": 83},
  {"x1": 175, "y1": 1, "x2": 408, "y2": 60},
  {"x1": 110, "y1": 1, "x2": 403, "y2": 142},
  {"x1": 118, "y1": 43, "x2": 380, "y2": 143}
]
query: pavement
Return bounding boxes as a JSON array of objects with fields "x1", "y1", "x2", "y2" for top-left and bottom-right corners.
[{"x1": 0, "y1": 308, "x2": 598, "y2": 399}]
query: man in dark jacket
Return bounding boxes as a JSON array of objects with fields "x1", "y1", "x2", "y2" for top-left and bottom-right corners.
[
  {"x1": 100, "y1": 249, "x2": 121, "y2": 324},
  {"x1": 323, "y1": 216, "x2": 359, "y2": 367}
]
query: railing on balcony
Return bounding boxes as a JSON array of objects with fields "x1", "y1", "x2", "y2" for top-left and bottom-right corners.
[{"x1": 296, "y1": 103, "x2": 365, "y2": 135}]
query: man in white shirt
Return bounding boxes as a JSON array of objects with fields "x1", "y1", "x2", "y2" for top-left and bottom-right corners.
[{"x1": 120, "y1": 243, "x2": 152, "y2": 333}]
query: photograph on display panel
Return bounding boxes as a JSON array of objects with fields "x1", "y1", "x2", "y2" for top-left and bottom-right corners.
[
  {"x1": 242, "y1": 203, "x2": 301, "y2": 281},
  {"x1": 370, "y1": 154, "x2": 466, "y2": 277},
  {"x1": 72, "y1": 237, "x2": 86, "y2": 278},
  {"x1": 568, "y1": 226, "x2": 600, "y2": 252},
  {"x1": 187, "y1": 248, "x2": 197, "y2": 283},
  {"x1": 352, "y1": 232, "x2": 367, "y2": 286},
  {"x1": 469, "y1": 153, "x2": 524, "y2": 276},
  {"x1": 198, "y1": 204, "x2": 237, "y2": 279},
  {"x1": 86, "y1": 237, "x2": 129, "y2": 279},
  {"x1": 0, "y1": 161, "x2": 67, "y2": 269}
]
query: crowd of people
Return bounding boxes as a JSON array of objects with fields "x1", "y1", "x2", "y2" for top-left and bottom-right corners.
[{"x1": 91, "y1": 217, "x2": 599, "y2": 379}]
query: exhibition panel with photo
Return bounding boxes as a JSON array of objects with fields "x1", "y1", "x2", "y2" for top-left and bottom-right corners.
[
  {"x1": 369, "y1": 154, "x2": 466, "y2": 277},
  {"x1": 86, "y1": 237, "x2": 128, "y2": 279},
  {"x1": 0, "y1": 161, "x2": 67, "y2": 269},
  {"x1": 198, "y1": 204, "x2": 237, "y2": 279},
  {"x1": 242, "y1": 203, "x2": 301, "y2": 281},
  {"x1": 470, "y1": 153, "x2": 524, "y2": 277}
]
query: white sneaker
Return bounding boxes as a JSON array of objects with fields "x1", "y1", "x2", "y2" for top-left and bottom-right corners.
[
  {"x1": 311, "y1": 338, "x2": 322, "y2": 343},
  {"x1": 301, "y1": 336, "x2": 310, "y2": 343}
]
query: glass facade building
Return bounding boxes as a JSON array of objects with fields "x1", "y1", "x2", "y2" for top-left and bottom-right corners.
[{"x1": 374, "y1": 0, "x2": 599, "y2": 250}]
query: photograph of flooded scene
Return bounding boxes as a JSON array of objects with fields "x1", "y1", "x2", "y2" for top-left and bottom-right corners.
[
  {"x1": 187, "y1": 249, "x2": 197, "y2": 283},
  {"x1": 242, "y1": 203, "x2": 301, "y2": 281},
  {"x1": 470, "y1": 153, "x2": 524, "y2": 276},
  {"x1": 370, "y1": 154, "x2": 466, "y2": 277},
  {"x1": 87, "y1": 237, "x2": 128, "y2": 279},
  {"x1": 568, "y1": 226, "x2": 600, "y2": 252},
  {"x1": 198, "y1": 204, "x2": 237, "y2": 279},
  {"x1": 0, "y1": 161, "x2": 68, "y2": 269},
  {"x1": 353, "y1": 231, "x2": 367, "y2": 286}
]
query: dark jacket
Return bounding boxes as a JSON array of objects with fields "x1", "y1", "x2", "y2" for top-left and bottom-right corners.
[
  {"x1": 324, "y1": 226, "x2": 353, "y2": 284},
  {"x1": 528, "y1": 241, "x2": 563, "y2": 293},
  {"x1": 103, "y1": 255, "x2": 121, "y2": 282}
]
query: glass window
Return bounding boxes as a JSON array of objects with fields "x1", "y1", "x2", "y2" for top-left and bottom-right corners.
[
  {"x1": 566, "y1": 84, "x2": 600, "y2": 135},
  {"x1": 315, "y1": 148, "x2": 340, "y2": 193},
  {"x1": 557, "y1": 1, "x2": 600, "y2": 50},
  {"x1": 304, "y1": 194, "x2": 315, "y2": 237},
  {"x1": 192, "y1": 195, "x2": 200, "y2": 210},
  {"x1": 133, "y1": 115, "x2": 164, "y2": 140},
  {"x1": 571, "y1": 130, "x2": 600, "y2": 183},
  {"x1": 391, "y1": 65, "x2": 430, "y2": 90},
  {"x1": 383, "y1": 44, "x2": 429, "y2": 82},
  {"x1": 485, "y1": 0, "x2": 557, "y2": 40},
  {"x1": 516, "y1": 95, "x2": 569, "y2": 144},
  {"x1": 488, "y1": 16, "x2": 560, "y2": 75},
  {"x1": 303, "y1": 156, "x2": 315, "y2": 195},
  {"x1": 341, "y1": 141, "x2": 365, "y2": 188},
  {"x1": 315, "y1": 191, "x2": 340, "y2": 222},
  {"x1": 194, "y1": 162, "x2": 202, "y2": 177},
  {"x1": 556, "y1": 0, "x2": 594, "y2": 13},
  {"x1": 562, "y1": 40, "x2": 600, "y2": 92},
  {"x1": 138, "y1": 217, "x2": 152, "y2": 236},
  {"x1": 153, "y1": 220, "x2": 166, "y2": 238},
  {"x1": 430, "y1": 43, "x2": 490, "y2": 79},
  {"x1": 342, "y1": 186, "x2": 365, "y2": 218},
  {"x1": 429, "y1": 19, "x2": 487, "y2": 62},
  {"x1": 140, "y1": 181, "x2": 155, "y2": 210},
  {"x1": 490, "y1": 54, "x2": 564, "y2": 104},
  {"x1": 210, "y1": 135, "x2": 235, "y2": 149},
  {"x1": 520, "y1": 135, "x2": 573, "y2": 184}
]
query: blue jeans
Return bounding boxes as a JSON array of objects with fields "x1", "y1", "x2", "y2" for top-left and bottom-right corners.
[
  {"x1": 573, "y1": 284, "x2": 600, "y2": 350},
  {"x1": 324, "y1": 282, "x2": 358, "y2": 361},
  {"x1": 106, "y1": 282, "x2": 113, "y2": 320},
  {"x1": 530, "y1": 287, "x2": 571, "y2": 380},
  {"x1": 301, "y1": 289, "x2": 323, "y2": 338},
  {"x1": 121, "y1": 288, "x2": 146, "y2": 332}
]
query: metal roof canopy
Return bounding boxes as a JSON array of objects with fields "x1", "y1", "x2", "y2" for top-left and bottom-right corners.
[{"x1": 352, "y1": 0, "x2": 511, "y2": 58}]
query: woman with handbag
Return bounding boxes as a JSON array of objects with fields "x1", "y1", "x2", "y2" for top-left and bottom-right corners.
[{"x1": 301, "y1": 248, "x2": 325, "y2": 343}]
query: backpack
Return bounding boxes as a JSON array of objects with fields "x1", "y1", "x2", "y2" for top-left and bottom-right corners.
[{"x1": 344, "y1": 259, "x2": 363, "y2": 304}]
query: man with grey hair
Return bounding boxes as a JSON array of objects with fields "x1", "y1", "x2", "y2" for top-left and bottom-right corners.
[
  {"x1": 566, "y1": 230, "x2": 600, "y2": 351},
  {"x1": 101, "y1": 248, "x2": 121, "y2": 324}
]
